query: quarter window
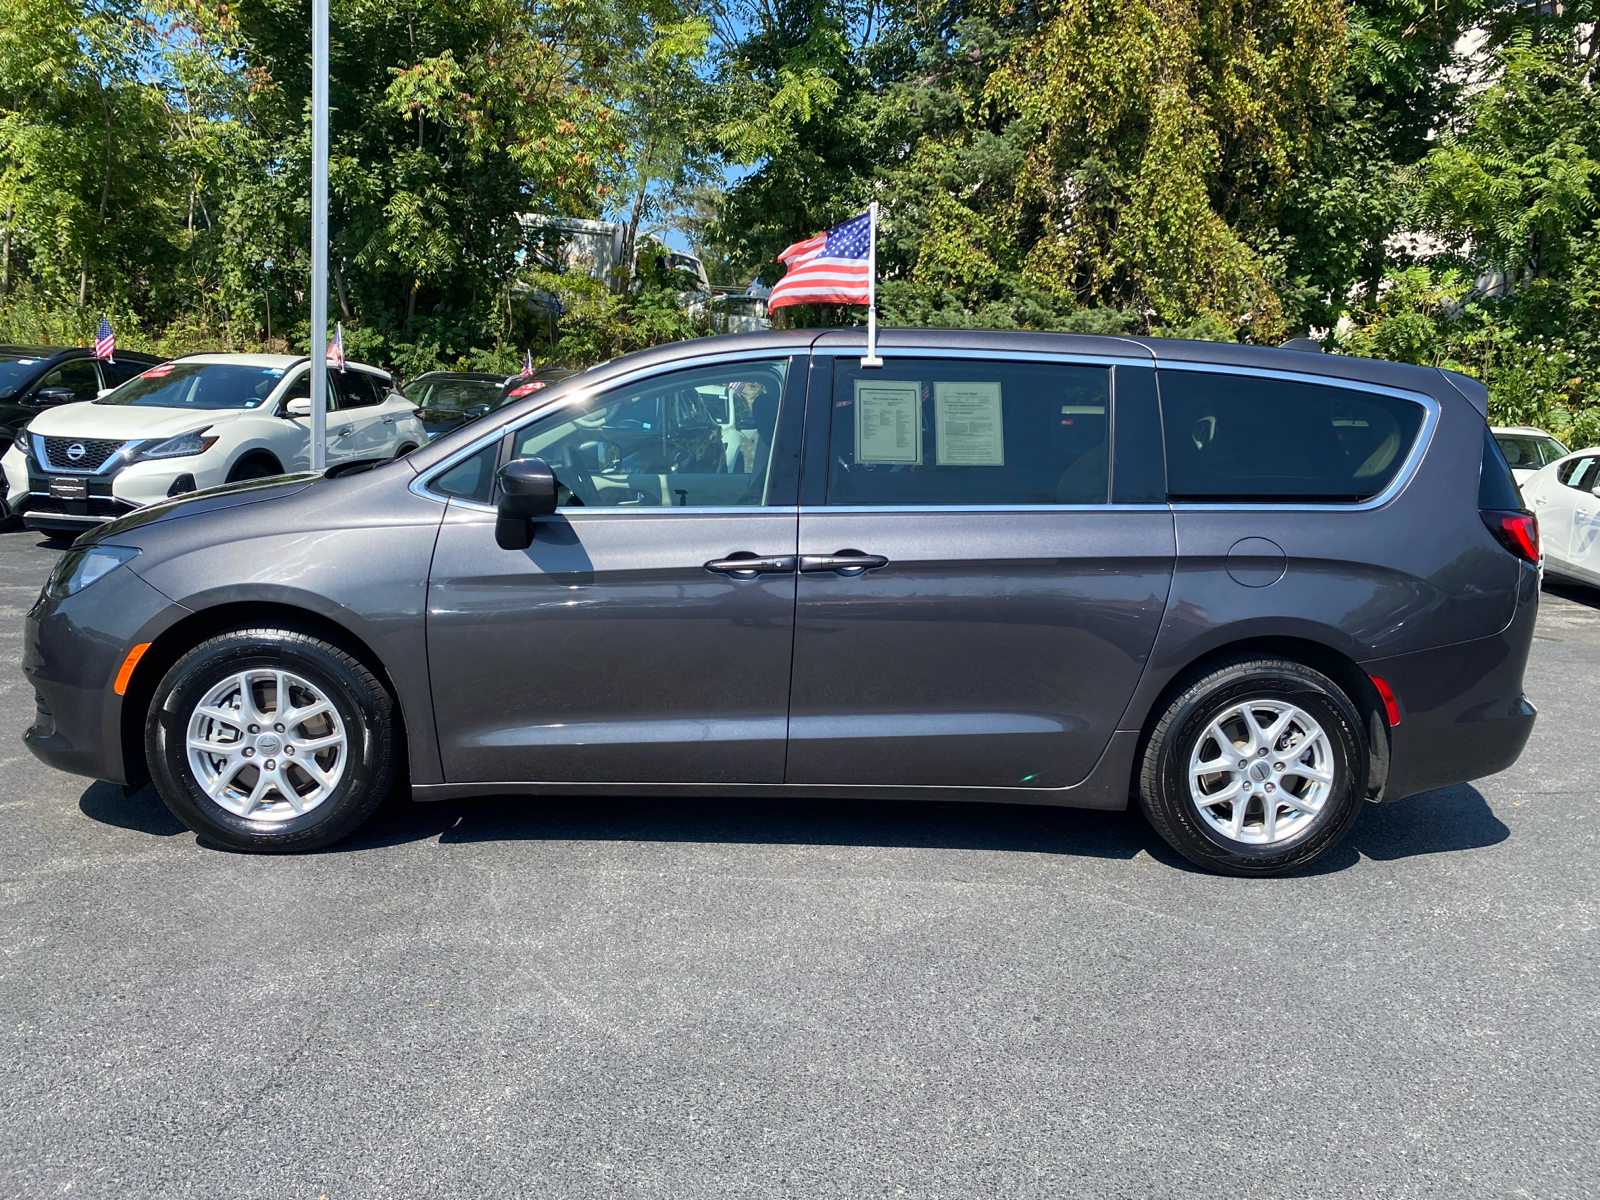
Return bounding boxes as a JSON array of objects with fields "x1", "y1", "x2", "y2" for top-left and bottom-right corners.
[
  {"x1": 1559, "y1": 455, "x2": 1600, "y2": 491},
  {"x1": 1158, "y1": 370, "x2": 1427, "y2": 501},
  {"x1": 825, "y1": 358, "x2": 1111, "y2": 506},
  {"x1": 509, "y1": 358, "x2": 789, "y2": 508},
  {"x1": 430, "y1": 443, "x2": 498, "y2": 504}
]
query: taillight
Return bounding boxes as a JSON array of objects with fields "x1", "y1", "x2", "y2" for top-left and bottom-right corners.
[
  {"x1": 1480, "y1": 508, "x2": 1539, "y2": 564},
  {"x1": 506, "y1": 379, "x2": 548, "y2": 399}
]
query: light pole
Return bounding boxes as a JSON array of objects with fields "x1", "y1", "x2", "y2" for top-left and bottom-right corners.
[{"x1": 308, "y1": 0, "x2": 329, "y2": 469}]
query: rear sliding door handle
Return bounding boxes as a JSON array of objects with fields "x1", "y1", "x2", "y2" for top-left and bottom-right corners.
[
  {"x1": 704, "y1": 553, "x2": 796, "y2": 578},
  {"x1": 799, "y1": 550, "x2": 888, "y2": 576}
]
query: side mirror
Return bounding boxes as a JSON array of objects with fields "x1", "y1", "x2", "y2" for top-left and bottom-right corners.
[
  {"x1": 33, "y1": 386, "x2": 77, "y2": 406},
  {"x1": 285, "y1": 397, "x2": 313, "y2": 417},
  {"x1": 464, "y1": 404, "x2": 490, "y2": 420},
  {"x1": 1591, "y1": 485, "x2": 1600, "y2": 500},
  {"x1": 495, "y1": 457, "x2": 558, "y2": 550},
  {"x1": 95, "y1": 387, "x2": 114, "y2": 399}
]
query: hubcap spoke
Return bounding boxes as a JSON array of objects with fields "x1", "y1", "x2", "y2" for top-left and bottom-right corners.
[
  {"x1": 1186, "y1": 697, "x2": 1335, "y2": 847},
  {"x1": 185, "y1": 667, "x2": 347, "y2": 823}
]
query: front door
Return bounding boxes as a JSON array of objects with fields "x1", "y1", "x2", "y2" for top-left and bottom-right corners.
[
  {"x1": 427, "y1": 355, "x2": 801, "y2": 783},
  {"x1": 785, "y1": 354, "x2": 1175, "y2": 789}
]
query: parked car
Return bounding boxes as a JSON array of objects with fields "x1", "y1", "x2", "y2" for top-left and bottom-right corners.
[
  {"x1": 1492, "y1": 425, "x2": 1569, "y2": 486},
  {"x1": 22, "y1": 330, "x2": 1538, "y2": 876},
  {"x1": 0, "y1": 345, "x2": 166, "y2": 524},
  {"x1": 497, "y1": 366, "x2": 578, "y2": 407},
  {"x1": 1, "y1": 353, "x2": 426, "y2": 536},
  {"x1": 399, "y1": 371, "x2": 511, "y2": 439},
  {"x1": 1519, "y1": 447, "x2": 1600, "y2": 588}
]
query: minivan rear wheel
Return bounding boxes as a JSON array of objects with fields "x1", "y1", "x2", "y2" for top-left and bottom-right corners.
[
  {"x1": 146, "y1": 627, "x2": 397, "y2": 852},
  {"x1": 1138, "y1": 657, "x2": 1367, "y2": 876}
]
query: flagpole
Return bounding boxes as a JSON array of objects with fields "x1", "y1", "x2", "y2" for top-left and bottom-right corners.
[
  {"x1": 308, "y1": 0, "x2": 329, "y2": 470},
  {"x1": 861, "y1": 200, "x2": 882, "y2": 368}
]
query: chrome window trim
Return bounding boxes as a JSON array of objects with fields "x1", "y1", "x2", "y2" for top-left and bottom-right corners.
[
  {"x1": 409, "y1": 347, "x2": 1441, "y2": 514},
  {"x1": 809, "y1": 345, "x2": 1152, "y2": 370},
  {"x1": 440, "y1": 498, "x2": 802, "y2": 517},
  {"x1": 801, "y1": 504, "x2": 1170, "y2": 515},
  {"x1": 1155, "y1": 364, "x2": 1441, "y2": 513}
]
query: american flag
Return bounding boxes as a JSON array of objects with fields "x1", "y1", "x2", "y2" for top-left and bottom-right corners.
[
  {"x1": 523, "y1": 348, "x2": 533, "y2": 374},
  {"x1": 327, "y1": 322, "x2": 345, "y2": 372},
  {"x1": 93, "y1": 315, "x2": 115, "y2": 362},
  {"x1": 767, "y1": 211, "x2": 872, "y2": 308}
]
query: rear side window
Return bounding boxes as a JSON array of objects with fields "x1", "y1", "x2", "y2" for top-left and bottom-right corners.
[
  {"x1": 1479, "y1": 427, "x2": 1524, "y2": 509},
  {"x1": 1158, "y1": 370, "x2": 1427, "y2": 501},
  {"x1": 1557, "y1": 455, "x2": 1600, "y2": 490},
  {"x1": 826, "y1": 358, "x2": 1111, "y2": 506}
]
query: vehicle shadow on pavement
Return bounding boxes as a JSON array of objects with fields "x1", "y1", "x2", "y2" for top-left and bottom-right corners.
[
  {"x1": 78, "y1": 779, "x2": 1510, "y2": 874},
  {"x1": 78, "y1": 780, "x2": 188, "y2": 836},
  {"x1": 1543, "y1": 580, "x2": 1600, "y2": 610}
]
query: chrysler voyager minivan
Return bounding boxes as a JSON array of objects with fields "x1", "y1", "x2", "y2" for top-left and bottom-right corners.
[{"x1": 21, "y1": 330, "x2": 1538, "y2": 875}]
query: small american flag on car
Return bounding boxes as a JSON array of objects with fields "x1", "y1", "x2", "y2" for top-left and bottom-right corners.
[
  {"x1": 767, "y1": 210, "x2": 873, "y2": 308},
  {"x1": 327, "y1": 322, "x2": 346, "y2": 372},
  {"x1": 93, "y1": 315, "x2": 114, "y2": 362}
]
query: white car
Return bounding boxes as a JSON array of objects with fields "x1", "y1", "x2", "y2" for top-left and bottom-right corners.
[
  {"x1": 2, "y1": 353, "x2": 426, "y2": 537},
  {"x1": 1492, "y1": 425, "x2": 1569, "y2": 486},
  {"x1": 1520, "y1": 446, "x2": 1600, "y2": 588}
]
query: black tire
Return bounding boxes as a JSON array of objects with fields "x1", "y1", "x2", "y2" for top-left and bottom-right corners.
[
  {"x1": 1138, "y1": 657, "x2": 1367, "y2": 876},
  {"x1": 145, "y1": 627, "x2": 397, "y2": 852},
  {"x1": 226, "y1": 456, "x2": 281, "y2": 483},
  {"x1": 393, "y1": 443, "x2": 417, "y2": 458}
]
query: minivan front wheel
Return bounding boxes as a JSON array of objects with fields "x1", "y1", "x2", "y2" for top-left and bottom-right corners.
[
  {"x1": 146, "y1": 627, "x2": 397, "y2": 851},
  {"x1": 1139, "y1": 658, "x2": 1366, "y2": 876}
]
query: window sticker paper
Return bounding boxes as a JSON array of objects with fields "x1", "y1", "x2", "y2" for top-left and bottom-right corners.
[
  {"x1": 934, "y1": 381, "x2": 1004, "y2": 466},
  {"x1": 855, "y1": 379, "x2": 922, "y2": 464}
]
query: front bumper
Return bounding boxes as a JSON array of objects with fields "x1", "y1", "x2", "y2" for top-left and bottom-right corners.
[
  {"x1": 23, "y1": 562, "x2": 187, "y2": 785},
  {"x1": 7, "y1": 444, "x2": 224, "y2": 534}
]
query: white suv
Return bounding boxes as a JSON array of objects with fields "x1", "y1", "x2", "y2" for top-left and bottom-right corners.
[{"x1": 2, "y1": 353, "x2": 427, "y2": 536}]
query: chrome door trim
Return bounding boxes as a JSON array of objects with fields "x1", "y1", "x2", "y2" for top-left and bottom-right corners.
[{"x1": 801, "y1": 503, "x2": 1171, "y2": 515}]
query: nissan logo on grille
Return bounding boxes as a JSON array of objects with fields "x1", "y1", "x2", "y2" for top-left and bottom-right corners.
[{"x1": 65, "y1": 443, "x2": 86, "y2": 462}]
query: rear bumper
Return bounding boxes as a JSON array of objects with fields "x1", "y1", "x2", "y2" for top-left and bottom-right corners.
[{"x1": 1366, "y1": 560, "x2": 1539, "y2": 801}]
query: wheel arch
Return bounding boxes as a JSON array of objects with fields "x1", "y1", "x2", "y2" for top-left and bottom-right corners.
[
  {"x1": 1126, "y1": 634, "x2": 1392, "y2": 804},
  {"x1": 119, "y1": 599, "x2": 409, "y2": 787},
  {"x1": 227, "y1": 448, "x2": 285, "y2": 479}
]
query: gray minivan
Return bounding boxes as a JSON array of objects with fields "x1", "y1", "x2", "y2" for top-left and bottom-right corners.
[{"x1": 22, "y1": 330, "x2": 1539, "y2": 875}]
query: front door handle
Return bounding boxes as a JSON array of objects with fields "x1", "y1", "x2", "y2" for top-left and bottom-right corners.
[
  {"x1": 799, "y1": 550, "x2": 889, "y2": 576},
  {"x1": 704, "y1": 553, "x2": 796, "y2": 578}
]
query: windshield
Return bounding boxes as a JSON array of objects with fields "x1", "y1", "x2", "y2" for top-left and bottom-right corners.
[
  {"x1": 402, "y1": 377, "x2": 503, "y2": 412},
  {"x1": 97, "y1": 362, "x2": 287, "y2": 410},
  {"x1": 0, "y1": 354, "x2": 48, "y2": 394},
  {"x1": 1495, "y1": 433, "x2": 1569, "y2": 471}
]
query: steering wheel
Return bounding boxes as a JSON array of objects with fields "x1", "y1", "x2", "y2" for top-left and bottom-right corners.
[{"x1": 558, "y1": 442, "x2": 600, "y2": 506}]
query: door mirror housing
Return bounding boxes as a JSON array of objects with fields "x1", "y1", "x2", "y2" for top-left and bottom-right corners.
[
  {"x1": 495, "y1": 456, "x2": 558, "y2": 549},
  {"x1": 33, "y1": 386, "x2": 77, "y2": 406},
  {"x1": 1591, "y1": 484, "x2": 1600, "y2": 499},
  {"x1": 284, "y1": 397, "x2": 313, "y2": 417}
]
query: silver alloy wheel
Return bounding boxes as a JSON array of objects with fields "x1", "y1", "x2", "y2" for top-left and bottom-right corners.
[
  {"x1": 1188, "y1": 698, "x2": 1335, "y2": 846},
  {"x1": 185, "y1": 668, "x2": 348, "y2": 822}
]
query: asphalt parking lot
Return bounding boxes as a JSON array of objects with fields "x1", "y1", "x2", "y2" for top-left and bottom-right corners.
[{"x1": 1, "y1": 527, "x2": 1596, "y2": 1199}]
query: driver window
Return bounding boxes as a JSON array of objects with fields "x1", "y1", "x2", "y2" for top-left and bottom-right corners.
[
  {"x1": 37, "y1": 358, "x2": 101, "y2": 402},
  {"x1": 509, "y1": 358, "x2": 788, "y2": 508},
  {"x1": 279, "y1": 369, "x2": 339, "y2": 410}
]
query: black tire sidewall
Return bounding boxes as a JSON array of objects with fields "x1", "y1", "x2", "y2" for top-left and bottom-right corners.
[
  {"x1": 1144, "y1": 662, "x2": 1367, "y2": 875},
  {"x1": 147, "y1": 629, "x2": 394, "y2": 851}
]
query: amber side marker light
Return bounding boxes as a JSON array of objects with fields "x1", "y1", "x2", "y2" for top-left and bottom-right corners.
[
  {"x1": 113, "y1": 642, "x2": 152, "y2": 696},
  {"x1": 1369, "y1": 674, "x2": 1401, "y2": 726}
]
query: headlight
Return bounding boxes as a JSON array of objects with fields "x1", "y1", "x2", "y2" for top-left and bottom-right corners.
[
  {"x1": 136, "y1": 428, "x2": 219, "y2": 460},
  {"x1": 45, "y1": 545, "x2": 140, "y2": 599}
]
